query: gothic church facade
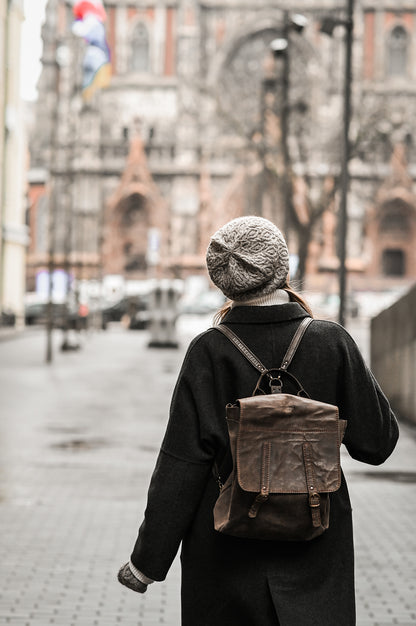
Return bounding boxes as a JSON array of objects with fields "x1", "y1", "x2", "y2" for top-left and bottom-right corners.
[{"x1": 27, "y1": 0, "x2": 416, "y2": 294}]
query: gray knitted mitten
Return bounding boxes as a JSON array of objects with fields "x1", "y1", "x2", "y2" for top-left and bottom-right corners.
[{"x1": 117, "y1": 563, "x2": 148, "y2": 593}]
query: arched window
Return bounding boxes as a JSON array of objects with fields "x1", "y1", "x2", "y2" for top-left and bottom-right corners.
[
  {"x1": 379, "y1": 212, "x2": 409, "y2": 234},
  {"x1": 129, "y1": 22, "x2": 150, "y2": 73},
  {"x1": 382, "y1": 249, "x2": 406, "y2": 276},
  {"x1": 117, "y1": 193, "x2": 148, "y2": 273},
  {"x1": 120, "y1": 193, "x2": 146, "y2": 227},
  {"x1": 387, "y1": 26, "x2": 408, "y2": 77}
]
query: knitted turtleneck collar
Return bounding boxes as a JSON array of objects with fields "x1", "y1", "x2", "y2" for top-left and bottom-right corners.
[{"x1": 231, "y1": 289, "x2": 290, "y2": 308}]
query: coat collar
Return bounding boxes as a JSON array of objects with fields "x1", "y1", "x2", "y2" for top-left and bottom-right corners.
[{"x1": 222, "y1": 302, "x2": 310, "y2": 325}]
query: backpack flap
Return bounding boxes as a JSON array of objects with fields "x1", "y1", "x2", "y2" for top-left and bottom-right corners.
[{"x1": 236, "y1": 394, "x2": 344, "y2": 495}]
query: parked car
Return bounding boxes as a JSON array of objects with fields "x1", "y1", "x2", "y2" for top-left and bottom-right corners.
[
  {"x1": 1, "y1": 309, "x2": 16, "y2": 326},
  {"x1": 24, "y1": 302, "x2": 89, "y2": 329},
  {"x1": 100, "y1": 298, "x2": 128, "y2": 324},
  {"x1": 25, "y1": 302, "x2": 65, "y2": 326},
  {"x1": 128, "y1": 305, "x2": 151, "y2": 330},
  {"x1": 101, "y1": 295, "x2": 150, "y2": 330}
]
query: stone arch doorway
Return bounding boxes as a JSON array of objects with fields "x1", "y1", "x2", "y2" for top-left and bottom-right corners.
[
  {"x1": 366, "y1": 145, "x2": 416, "y2": 280},
  {"x1": 116, "y1": 189, "x2": 150, "y2": 273},
  {"x1": 102, "y1": 135, "x2": 169, "y2": 279},
  {"x1": 367, "y1": 193, "x2": 416, "y2": 279},
  {"x1": 103, "y1": 183, "x2": 154, "y2": 277},
  {"x1": 376, "y1": 196, "x2": 415, "y2": 278}
]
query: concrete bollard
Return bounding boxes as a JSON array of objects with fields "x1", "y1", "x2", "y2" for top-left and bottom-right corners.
[{"x1": 147, "y1": 280, "x2": 180, "y2": 348}]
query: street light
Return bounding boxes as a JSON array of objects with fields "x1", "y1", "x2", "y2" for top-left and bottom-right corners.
[
  {"x1": 45, "y1": 43, "x2": 65, "y2": 363},
  {"x1": 290, "y1": 14, "x2": 308, "y2": 33},
  {"x1": 270, "y1": 12, "x2": 307, "y2": 241},
  {"x1": 270, "y1": 39, "x2": 288, "y2": 55},
  {"x1": 320, "y1": 1, "x2": 354, "y2": 327},
  {"x1": 45, "y1": 42, "x2": 73, "y2": 361}
]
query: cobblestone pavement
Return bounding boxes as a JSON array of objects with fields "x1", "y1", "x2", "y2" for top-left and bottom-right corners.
[{"x1": 0, "y1": 318, "x2": 415, "y2": 626}]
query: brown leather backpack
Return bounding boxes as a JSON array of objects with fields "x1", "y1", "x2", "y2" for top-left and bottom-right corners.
[{"x1": 213, "y1": 318, "x2": 347, "y2": 541}]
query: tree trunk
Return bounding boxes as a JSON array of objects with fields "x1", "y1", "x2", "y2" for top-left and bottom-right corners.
[{"x1": 295, "y1": 224, "x2": 312, "y2": 286}]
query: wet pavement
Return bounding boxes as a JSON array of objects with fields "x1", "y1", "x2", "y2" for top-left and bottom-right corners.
[{"x1": 0, "y1": 319, "x2": 415, "y2": 625}]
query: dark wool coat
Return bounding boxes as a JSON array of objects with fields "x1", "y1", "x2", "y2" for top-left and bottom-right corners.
[{"x1": 131, "y1": 303, "x2": 399, "y2": 626}]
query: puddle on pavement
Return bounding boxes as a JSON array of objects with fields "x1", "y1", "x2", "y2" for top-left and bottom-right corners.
[
  {"x1": 350, "y1": 470, "x2": 416, "y2": 483},
  {"x1": 51, "y1": 438, "x2": 109, "y2": 451}
]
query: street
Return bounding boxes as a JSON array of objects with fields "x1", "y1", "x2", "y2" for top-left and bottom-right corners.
[{"x1": 0, "y1": 320, "x2": 415, "y2": 626}]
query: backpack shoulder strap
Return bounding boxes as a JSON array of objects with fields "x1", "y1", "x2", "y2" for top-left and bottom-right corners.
[
  {"x1": 215, "y1": 317, "x2": 313, "y2": 373},
  {"x1": 280, "y1": 317, "x2": 313, "y2": 370},
  {"x1": 215, "y1": 324, "x2": 267, "y2": 374}
]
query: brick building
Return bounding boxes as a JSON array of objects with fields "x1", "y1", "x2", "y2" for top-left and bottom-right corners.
[{"x1": 26, "y1": 0, "x2": 416, "y2": 295}]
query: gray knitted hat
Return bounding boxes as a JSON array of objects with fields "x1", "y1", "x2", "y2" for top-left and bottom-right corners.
[{"x1": 206, "y1": 216, "x2": 289, "y2": 301}]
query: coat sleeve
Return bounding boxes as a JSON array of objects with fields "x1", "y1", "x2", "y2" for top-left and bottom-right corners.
[
  {"x1": 336, "y1": 325, "x2": 399, "y2": 466},
  {"x1": 130, "y1": 332, "x2": 226, "y2": 581}
]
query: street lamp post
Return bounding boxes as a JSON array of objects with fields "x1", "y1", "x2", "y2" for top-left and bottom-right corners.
[
  {"x1": 321, "y1": 0, "x2": 354, "y2": 326},
  {"x1": 270, "y1": 13, "x2": 307, "y2": 241},
  {"x1": 58, "y1": 45, "x2": 79, "y2": 352},
  {"x1": 45, "y1": 44, "x2": 64, "y2": 363},
  {"x1": 339, "y1": 0, "x2": 354, "y2": 328},
  {"x1": 45, "y1": 42, "x2": 73, "y2": 362}
]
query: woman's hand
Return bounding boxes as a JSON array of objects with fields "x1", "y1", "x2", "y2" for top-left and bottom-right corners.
[{"x1": 117, "y1": 563, "x2": 148, "y2": 593}]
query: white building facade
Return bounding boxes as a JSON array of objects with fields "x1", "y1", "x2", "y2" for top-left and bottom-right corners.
[{"x1": 0, "y1": 0, "x2": 28, "y2": 326}]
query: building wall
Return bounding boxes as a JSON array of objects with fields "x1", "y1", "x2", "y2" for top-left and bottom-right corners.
[
  {"x1": 0, "y1": 0, "x2": 28, "y2": 324},
  {"x1": 358, "y1": 5, "x2": 416, "y2": 285},
  {"x1": 371, "y1": 282, "x2": 416, "y2": 425},
  {"x1": 27, "y1": 1, "x2": 416, "y2": 290},
  {"x1": 0, "y1": 0, "x2": 7, "y2": 311}
]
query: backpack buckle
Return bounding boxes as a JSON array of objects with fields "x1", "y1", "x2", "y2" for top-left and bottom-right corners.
[
  {"x1": 268, "y1": 375, "x2": 283, "y2": 394},
  {"x1": 308, "y1": 492, "x2": 320, "y2": 508}
]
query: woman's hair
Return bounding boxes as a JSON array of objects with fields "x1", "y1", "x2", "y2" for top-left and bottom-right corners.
[{"x1": 213, "y1": 280, "x2": 313, "y2": 325}]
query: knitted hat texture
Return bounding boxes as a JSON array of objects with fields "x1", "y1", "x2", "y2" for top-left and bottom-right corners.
[{"x1": 206, "y1": 216, "x2": 289, "y2": 301}]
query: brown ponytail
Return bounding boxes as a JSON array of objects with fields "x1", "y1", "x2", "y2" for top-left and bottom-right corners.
[
  {"x1": 213, "y1": 300, "x2": 233, "y2": 326},
  {"x1": 282, "y1": 280, "x2": 313, "y2": 317},
  {"x1": 213, "y1": 281, "x2": 313, "y2": 325}
]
